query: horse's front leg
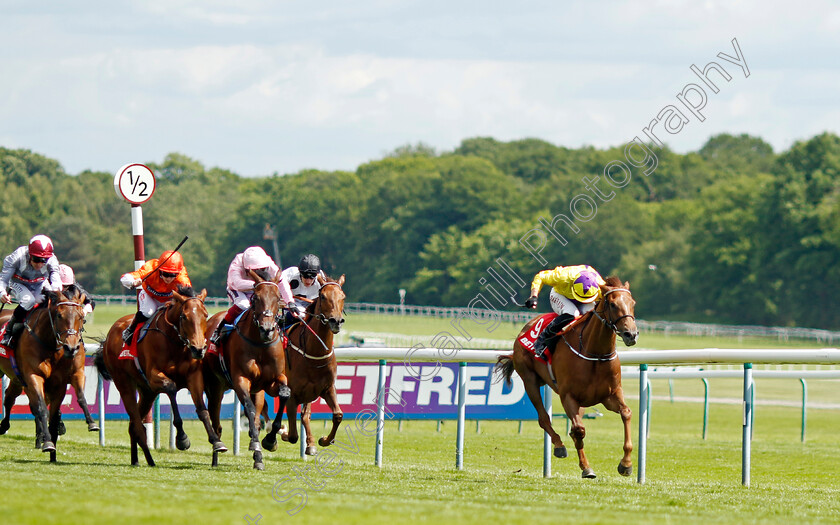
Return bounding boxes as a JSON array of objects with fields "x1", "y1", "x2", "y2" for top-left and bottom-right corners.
[
  {"x1": 317, "y1": 386, "x2": 344, "y2": 449},
  {"x1": 153, "y1": 374, "x2": 190, "y2": 452},
  {"x1": 282, "y1": 395, "x2": 300, "y2": 445},
  {"x1": 301, "y1": 403, "x2": 317, "y2": 455},
  {"x1": 71, "y1": 363, "x2": 98, "y2": 432},
  {"x1": 186, "y1": 370, "x2": 227, "y2": 456},
  {"x1": 262, "y1": 382, "x2": 291, "y2": 453},
  {"x1": 46, "y1": 387, "x2": 64, "y2": 463},
  {"x1": 602, "y1": 388, "x2": 633, "y2": 477},
  {"x1": 561, "y1": 394, "x2": 595, "y2": 478},
  {"x1": 24, "y1": 375, "x2": 53, "y2": 453},
  {"x1": 232, "y1": 376, "x2": 264, "y2": 470}
]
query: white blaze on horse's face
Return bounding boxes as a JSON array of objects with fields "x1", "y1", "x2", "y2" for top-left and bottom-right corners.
[
  {"x1": 319, "y1": 279, "x2": 346, "y2": 335},
  {"x1": 55, "y1": 296, "x2": 86, "y2": 356}
]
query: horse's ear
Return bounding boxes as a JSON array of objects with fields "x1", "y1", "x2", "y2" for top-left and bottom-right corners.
[
  {"x1": 247, "y1": 268, "x2": 262, "y2": 283},
  {"x1": 198, "y1": 289, "x2": 207, "y2": 301},
  {"x1": 624, "y1": 281, "x2": 630, "y2": 289},
  {"x1": 172, "y1": 289, "x2": 185, "y2": 303},
  {"x1": 317, "y1": 274, "x2": 326, "y2": 285},
  {"x1": 272, "y1": 271, "x2": 282, "y2": 284},
  {"x1": 337, "y1": 274, "x2": 345, "y2": 287}
]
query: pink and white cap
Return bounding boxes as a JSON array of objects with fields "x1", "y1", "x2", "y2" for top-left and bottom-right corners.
[
  {"x1": 58, "y1": 264, "x2": 75, "y2": 286},
  {"x1": 243, "y1": 246, "x2": 272, "y2": 270}
]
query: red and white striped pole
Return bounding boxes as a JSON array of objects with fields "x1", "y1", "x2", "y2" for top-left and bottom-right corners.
[{"x1": 114, "y1": 164, "x2": 157, "y2": 447}]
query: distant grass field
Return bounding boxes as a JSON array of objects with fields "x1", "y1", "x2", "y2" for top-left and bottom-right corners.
[
  {"x1": 1, "y1": 400, "x2": 839, "y2": 524},
  {"x1": 84, "y1": 305, "x2": 829, "y2": 350}
]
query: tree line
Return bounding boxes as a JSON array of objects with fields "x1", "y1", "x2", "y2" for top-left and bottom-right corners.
[{"x1": 1, "y1": 131, "x2": 838, "y2": 328}]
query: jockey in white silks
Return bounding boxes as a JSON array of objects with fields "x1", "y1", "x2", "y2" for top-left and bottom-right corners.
[
  {"x1": 0, "y1": 235, "x2": 63, "y2": 348},
  {"x1": 281, "y1": 254, "x2": 325, "y2": 325}
]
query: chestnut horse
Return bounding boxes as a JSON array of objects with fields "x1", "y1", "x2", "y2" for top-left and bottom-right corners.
[
  {"x1": 0, "y1": 309, "x2": 99, "y2": 441},
  {"x1": 0, "y1": 286, "x2": 87, "y2": 461},
  {"x1": 268, "y1": 274, "x2": 346, "y2": 455},
  {"x1": 94, "y1": 286, "x2": 226, "y2": 466},
  {"x1": 203, "y1": 269, "x2": 290, "y2": 470},
  {"x1": 496, "y1": 277, "x2": 638, "y2": 479}
]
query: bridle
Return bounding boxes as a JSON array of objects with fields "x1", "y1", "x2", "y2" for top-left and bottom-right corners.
[
  {"x1": 159, "y1": 296, "x2": 206, "y2": 348},
  {"x1": 313, "y1": 282, "x2": 345, "y2": 327},
  {"x1": 592, "y1": 288, "x2": 635, "y2": 335},
  {"x1": 288, "y1": 281, "x2": 344, "y2": 362},
  {"x1": 24, "y1": 297, "x2": 86, "y2": 356},
  {"x1": 251, "y1": 281, "x2": 280, "y2": 330}
]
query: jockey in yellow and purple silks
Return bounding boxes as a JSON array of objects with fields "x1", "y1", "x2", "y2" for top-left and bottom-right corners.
[{"x1": 525, "y1": 265, "x2": 606, "y2": 359}]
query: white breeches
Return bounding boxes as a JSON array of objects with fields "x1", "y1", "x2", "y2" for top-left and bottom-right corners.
[
  {"x1": 227, "y1": 289, "x2": 252, "y2": 311},
  {"x1": 549, "y1": 289, "x2": 595, "y2": 317},
  {"x1": 9, "y1": 281, "x2": 46, "y2": 310},
  {"x1": 138, "y1": 289, "x2": 166, "y2": 317}
]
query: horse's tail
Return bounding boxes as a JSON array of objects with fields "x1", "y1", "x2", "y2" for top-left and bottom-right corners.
[
  {"x1": 494, "y1": 354, "x2": 515, "y2": 388},
  {"x1": 92, "y1": 338, "x2": 112, "y2": 382}
]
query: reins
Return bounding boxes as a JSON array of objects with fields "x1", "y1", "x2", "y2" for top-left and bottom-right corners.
[
  {"x1": 287, "y1": 282, "x2": 343, "y2": 362},
  {"x1": 26, "y1": 297, "x2": 86, "y2": 352}
]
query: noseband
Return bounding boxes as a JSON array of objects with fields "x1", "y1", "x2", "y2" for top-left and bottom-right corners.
[
  {"x1": 165, "y1": 296, "x2": 206, "y2": 347},
  {"x1": 593, "y1": 288, "x2": 635, "y2": 334},
  {"x1": 251, "y1": 281, "x2": 280, "y2": 328},
  {"x1": 46, "y1": 300, "x2": 86, "y2": 349},
  {"x1": 313, "y1": 282, "x2": 345, "y2": 326}
]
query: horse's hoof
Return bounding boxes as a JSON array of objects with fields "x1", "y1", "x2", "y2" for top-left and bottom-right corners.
[
  {"x1": 261, "y1": 435, "x2": 278, "y2": 452},
  {"x1": 554, "y1": 446, "x2": 568, "y2": 458},
  {"x1": 0, "y1": 420, "x2": 8, "y2": 435},
  {"x1": 305, "y1": 446, "x2": 318, "y2": 456},
  {"x1": 176, "y1": 435, "x2": 191, "y2": 451},
  {"x1": 318, "y1": 437, "x2": 332, "y2": 447},
  {"x1": 88, "y1": 422, "x2": 100, "y2": 432},
  {"x1": 582, "y1": 468, "x2": 597, "y2": 479},
  {"x1": 58, "y1": 421, "x2": 66, "y2": 435},
  {"x1": 213, "y1": 441, "x2": 228, "y2": 453},
  {"x1": 249, "y1": 440, "x2": 262, "y2": 452},
  {"x1": 42, "y1": 441, "x2": 56, "y2": 453},
  {"x1": 618, "y1": 464, "x2": 633, "y2": 477},
  {"x1": 254, "y1": 462, "x2": 265, "y2": 471}
]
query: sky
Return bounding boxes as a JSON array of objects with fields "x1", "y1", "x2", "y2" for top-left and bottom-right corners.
[{"x1": 1, "y1": 0, "x2": 838, "y2": 177}]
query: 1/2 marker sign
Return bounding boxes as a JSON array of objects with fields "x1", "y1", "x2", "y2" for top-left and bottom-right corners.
[{"x1": 114, "y1": 163, "x2": 156, "y2": 204}]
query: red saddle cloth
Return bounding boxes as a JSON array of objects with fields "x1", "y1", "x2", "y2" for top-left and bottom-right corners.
[
  {"x1": 118, "y1": 329, "x2": 140, "y2": 360},
  {"x1": 518, "y1": 313, "x2": 587, "y2": 365},
  {"x1": 518, "y1": 313, "x2": 558, "y2": 365}
]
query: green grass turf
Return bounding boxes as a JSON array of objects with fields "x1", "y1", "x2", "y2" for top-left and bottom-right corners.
[{"x1": 1, "y1": 400, "x2": 839, "y2": 524}]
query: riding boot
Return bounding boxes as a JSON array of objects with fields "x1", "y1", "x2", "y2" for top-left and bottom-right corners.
[
  {"x1": 122, "y1": 312, "x2": 149, "y2": 343},
  {"x1": 533, "y1": 314, "x2": 575, "y2": 359},
  {"x1": 211, "y1": 305, "x2": 242, "y2": 344},
  {"x1": 1, "y1": 305, "x2": 27, "y2": 348}
]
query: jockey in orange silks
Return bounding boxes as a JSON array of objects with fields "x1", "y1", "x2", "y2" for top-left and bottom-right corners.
[{"x1": 119, "y1": 250, "x2": 191, "y2": 343}]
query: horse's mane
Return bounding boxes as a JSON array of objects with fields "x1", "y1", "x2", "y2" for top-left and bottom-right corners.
[
  {"x1": 252, "y1": 268, "x2": 272, "y2": 281},
  {"x1": 176, "y1": 285, "x2": 196, "y2": 297},
  {"x1": 603, "y1": 276, "x2": 623, "y2": 288},
  {"x1": 60, "y1": 283, "x2": 82, "y2": 300}
]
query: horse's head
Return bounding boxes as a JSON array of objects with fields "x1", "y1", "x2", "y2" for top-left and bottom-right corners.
[
  {"x1": 314, "y1": 274, "x2": 346, "y2": 334},
  {"x1": 248, "y1": 269, "x2": 283, "y2": 342},
  {"x1": 598, "y1": 278, "x2": 638, "y2": 347},
  {"x1": 47, "y1": 286, "x2": 87, "y2": 359},
  {"x1": 171, "y1": 287, "x2": 209, "y2": 359}
]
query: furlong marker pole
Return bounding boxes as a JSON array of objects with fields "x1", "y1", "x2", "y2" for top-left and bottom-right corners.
[
  {"x1": 129, "y1": 203, "x2": 157, "y2": 447},
  {"x1": 637, "y1": 364, "x2": 649, "y2": 484},
  {"x1": 97, "y1": 373, "x2": 105, "y2": 445},
  {"x1": 375, "y1": 359, "x2": 386, "y2": 467},
  {"x1": 456, "y1": 362, "x2": 466, "y2": 470},
  {"x1": 742, "y1": 363, "x2": 753, "y2": 487}
]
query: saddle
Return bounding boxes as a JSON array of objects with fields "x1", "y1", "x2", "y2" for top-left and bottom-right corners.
[
  {"x1": 118, "y1": 314, "x2": 157, "y2": 360},
  {"x1": 519, "y1": 313, "x2": 587, "y2": 365}
]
